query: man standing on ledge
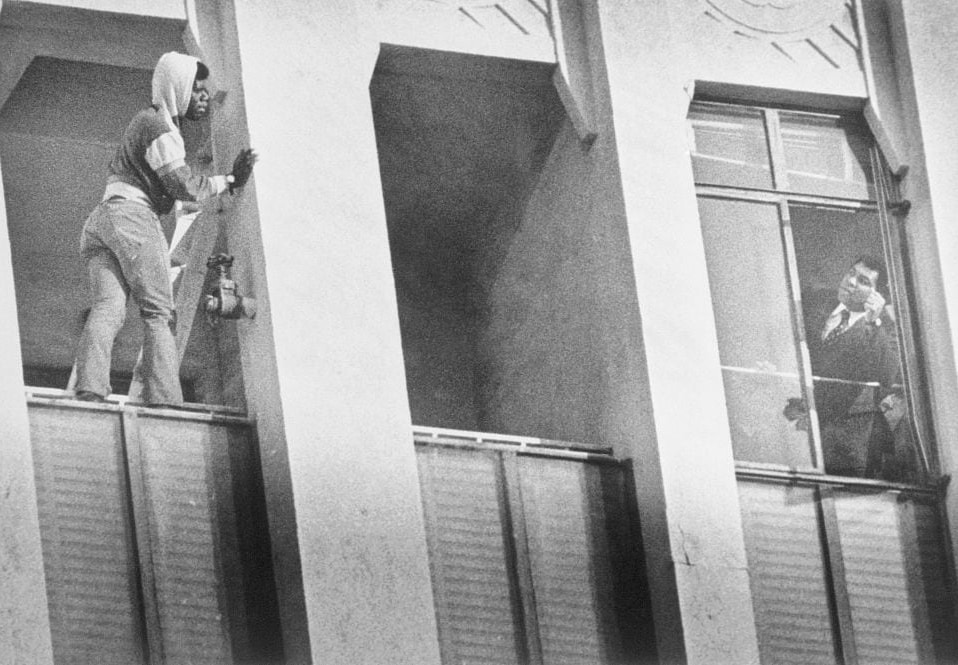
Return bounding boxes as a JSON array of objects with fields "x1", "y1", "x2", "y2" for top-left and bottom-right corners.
[{"x1": 74, "y1": 51, "x2": 257, "y2": 406}]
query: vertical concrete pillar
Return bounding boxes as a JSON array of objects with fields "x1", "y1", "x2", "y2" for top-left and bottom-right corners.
[
  {"x1": 189, "y1": 1, "x2": 442, "y2": 663},
  {"x1": 0, "y1": 142, "x2": 55, "y2": 664},
  {"x1": 878, "y1": 0, "x2": 958, "y2": 574},
  {"x1": 586, "y1": 2, "x2": 760, "y2": 664}
]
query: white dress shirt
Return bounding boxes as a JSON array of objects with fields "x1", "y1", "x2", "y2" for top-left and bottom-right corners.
[{"x1": 822, "y1": 304, "x2": 868, "y2": 340}]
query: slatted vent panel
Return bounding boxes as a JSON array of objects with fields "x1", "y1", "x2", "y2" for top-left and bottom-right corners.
[
  {"x1": 738, "y1": 481, "x2": 838, "y2": 665},
  {"x1": 138, "y1": 417, "x2": 233, "y2": 665},
  {"x1": 835, "y1": 492, "x2": 957, "y2": 665},
  {"x1": 416, "y1": 446, "x2": 523, "y2": 665},
  {"x1": 911, "y1": 501, "x2": 958, "y2": 664},
  {"x1": 29, "y1": 407, "x2": 145, "y2": 665},
  {"x1": 518, "y1": 457, "x2": 624, "y2": 664}
]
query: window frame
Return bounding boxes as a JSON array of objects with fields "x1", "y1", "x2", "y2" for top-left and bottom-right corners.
[
  {"x1": 692, "y1": 99, "x2": 958, "y2": 665},
  {"x1": 690, "y1": 100, "x2": 937, "y2": 488}
]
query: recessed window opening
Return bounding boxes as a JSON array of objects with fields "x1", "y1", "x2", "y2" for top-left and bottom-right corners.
[
  {"x1": 692, "y1": 101, "x2": 956, "y2": 665},
  {"x1": 370, "y1": 49, "x2": 566, "y2": 434},
  {"x1": 689, "y1": 100, "x2": 933, "y2": 485},
  {"x1": 0, "y1": 56, "x2": 243, "y2": 406},
  {"x1": 371, "y1": 52, "x2": 657, "y2": 665}
]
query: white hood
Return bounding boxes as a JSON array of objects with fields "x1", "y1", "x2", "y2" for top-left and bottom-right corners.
[{"x1": 151, "y1": 52, "x2": 201, "y2": 122}]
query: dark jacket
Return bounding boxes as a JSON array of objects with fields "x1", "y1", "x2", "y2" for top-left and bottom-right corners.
[{"x1": 802, "y1": 288, "x2": 900, "y2": 422}]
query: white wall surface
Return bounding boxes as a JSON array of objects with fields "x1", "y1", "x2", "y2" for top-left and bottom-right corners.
[
  {"x1": 375, "y1": 0, "x2": 554, "y2": 64},
  {"x1": 1, "y1": 0, "x2": 183, "y2": 20},
  {"x1": 476, "y1": 116, "x2": 644, "y2": 450},
  {"x1": 669, "y1": 0, "x2": 866, "y2": 99},
  {"x1": 191, "y1": 1, "x2": 443, "y2": 663},
  {"x1": 0, "y1": 138, "x2": 55, "y2": 665},
  {"x1": 588, "y1": 1, "x2": 763, "y2": 662},
  {"x1": 879, "y1": 0, "x2": 958, "y2": 577}
]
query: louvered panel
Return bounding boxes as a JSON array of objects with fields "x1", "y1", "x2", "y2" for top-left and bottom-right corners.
[
  {"x1": 29, "y1": 407, "x2": 145, "y2": 665},
  {"x1": 911, "y1": 502, "x2": 958, "y2": 663},
  {"x1": 835, "y1": 492, "x2": 956, "y2": 665},
  {"x1": 416, "y1": 446, "x2": 523, "y2": 665},
  {"x1": 738, "y1": 481, "x2": 837, "y2": 665},
  {"x1": 137, "y1": 417, "x2": 233, "y2": 665},
  {"x1": 518, "y1": 457, "x2": 622, "y2": 665}
]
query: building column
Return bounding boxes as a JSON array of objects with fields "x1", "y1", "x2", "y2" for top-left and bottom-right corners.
[
  {"x1": 0, "y1": 129, "x2": 56, "y2": 665},
  {"x1": 877, "y1": 0, "x2": 958, "y2": 574},
  {"x1": 189, "y1": 1, "x2": 442, "y2": 663},
  {"x1": 587, "y1": 2, "x2": 761, "y2": 663}
]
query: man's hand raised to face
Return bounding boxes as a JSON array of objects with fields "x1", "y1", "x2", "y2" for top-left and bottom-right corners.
[{"x1": 864, "y1": 290, "x2": 886, "y2": 323}]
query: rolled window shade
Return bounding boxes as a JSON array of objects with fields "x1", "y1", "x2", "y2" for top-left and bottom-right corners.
[
  {"x1": 136, "y1": 417, "x2": 236, "y2": 665},
  {"x1": 738, "y1": 480, "x2": 838, "y2": 665},
  {"x1": 518, "y1": 457, "x2": 627, "y2": 665},
  {"x1": 30, "y1": 407, "x2": 146, "y2": 665},
  {"x1": 417, "y1": 446, "x2": 524, "y2": 664},
  {"x1": 835, "y1": 492, "x2": 957, "y2": 665}
]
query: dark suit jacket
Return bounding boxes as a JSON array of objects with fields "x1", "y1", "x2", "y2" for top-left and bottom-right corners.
[{"x1": 803, "y1": 288, "x2": 900, "y2": 423}]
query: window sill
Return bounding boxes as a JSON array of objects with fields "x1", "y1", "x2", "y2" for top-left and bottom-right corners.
[
  {"x1": 25, "y1": 386, "x2": 252, "y2": 425},
  {"x1": 735, "y1": 461, "x2": 943, "y2": 497}
]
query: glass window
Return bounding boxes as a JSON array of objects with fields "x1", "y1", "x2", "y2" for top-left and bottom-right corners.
[
  {"x1": 690, "y1": 102, "x2": 930, "y2": 484},
  {"x1": 696, "y1": 101, "x2": 949, "y2": 665},
  {"x1": 790, "y1": 205, "x2": 918, "y2": 482},
  {"x1": 780, "y1": 112, "x2": 874, "y2": 199},
  {"x1": 688, "y1": 104, "x2": 773, "y2": 189},
  {"x1": 698, "y1": 196, "x2": 811, "y2": 468}
]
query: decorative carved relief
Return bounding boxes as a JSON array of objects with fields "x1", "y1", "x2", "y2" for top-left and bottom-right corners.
[
  {"x1": 445, "y1": 0, "x2": 550, "y2": 35},
  {"x1": 704, "y1": 0, "x2": 846, "y2": 38},
  {"x1": 376, "y1": 0, "x2": 554, "y2": 60},
  {"x1": 698, "y1": 0, "x2": 860, "y2": 68}
]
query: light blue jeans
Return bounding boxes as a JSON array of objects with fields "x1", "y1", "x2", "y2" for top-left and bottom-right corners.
[{"x1": 75, "y1": 199, "x2": 182, "y2": 404}]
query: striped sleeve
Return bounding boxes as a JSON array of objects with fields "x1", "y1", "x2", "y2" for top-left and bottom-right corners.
[
  {"x1": 148, "y1": 129, "x2": 229, "y2": 202},
  {"x1": 159, "y1": 167, "x2": 229, "y2": 203},
  {"x1": 145, "y1": 131, "x2": 187, "y2": 176}
]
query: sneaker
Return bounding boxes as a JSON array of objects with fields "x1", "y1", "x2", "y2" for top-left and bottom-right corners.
[{"x1": 75, "y1": 390, "x2": 106, "y2": 403}]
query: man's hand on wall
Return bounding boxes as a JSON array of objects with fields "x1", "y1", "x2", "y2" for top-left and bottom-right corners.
[{"x1": 229, "y1": 148, "x2": 259, "y2": 193}]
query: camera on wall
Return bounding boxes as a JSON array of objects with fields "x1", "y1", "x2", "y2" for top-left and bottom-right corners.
[{"x1": 204, "y1": 253, "x2": 256, "y2": 321}]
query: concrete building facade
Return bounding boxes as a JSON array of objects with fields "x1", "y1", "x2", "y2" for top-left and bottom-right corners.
[{"x1": 1, "y1": 1, "x2": 956, "y2": 664}]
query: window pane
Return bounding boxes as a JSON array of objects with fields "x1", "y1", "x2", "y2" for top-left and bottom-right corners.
[
  {"x1": 790, "y1": 205, "x2": 919, "y2": 481},
  {"x1": 689, "y1": 104, "x2": 773, "y2": 189},
  {"x1": 698, "y1": 196, "x2": 812, "y2": 467},
  {"x1": 738, "y1": 481, "x2": 838, "y2": 665},
  {"x1": 780, "y1": 113, "x2": 874, "y2": 199}
]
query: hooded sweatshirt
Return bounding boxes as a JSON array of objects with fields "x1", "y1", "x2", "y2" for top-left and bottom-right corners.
[{"x1": 104, "y1": 52, "x2": 228, "y2": 215}]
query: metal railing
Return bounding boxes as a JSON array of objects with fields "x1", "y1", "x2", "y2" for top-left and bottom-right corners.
[{"x1": 413, "y1": 424, "x2": 618, "y2": 463}]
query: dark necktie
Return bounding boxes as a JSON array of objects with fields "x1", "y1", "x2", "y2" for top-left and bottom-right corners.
[{"x1": 824, "y1": 309, "x2": 850, "y2": 344}]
